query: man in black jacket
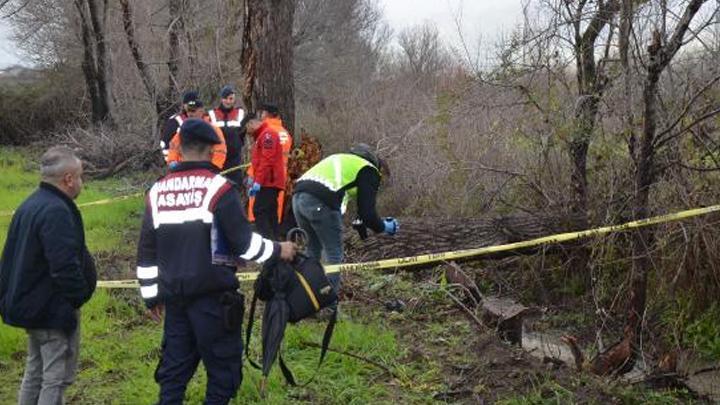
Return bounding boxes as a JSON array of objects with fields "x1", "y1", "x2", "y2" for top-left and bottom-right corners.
[
  {"x1": 207, "y1": 85, "x2": 248, "y2": 185},
  {"x1": 0, "y1": 146, "x2": 97, "y2": 405},
  {"x1": 137, "y1": 119, "x2": 297, "y2": 404},
  {"x1": 160, "y1": 90, "x2": 201, "y2": 161}
]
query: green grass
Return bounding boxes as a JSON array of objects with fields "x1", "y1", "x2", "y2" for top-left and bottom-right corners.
[
  {"x1": 0, "y1": 148, "x2": 145, "y2": 253},
  {"x1": 0, "y1": 288, "x2": 407, "y2": 404},
  {"x1": 685, "y1": 303, "x2": 720, "y2": 360}
]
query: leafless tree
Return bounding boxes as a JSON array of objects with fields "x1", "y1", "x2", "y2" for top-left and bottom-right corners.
[
  {"x1": 397, "y1": 23, "x2": 449, "y2": 80},
  {"x1": 627, "y1": 0, "x2": 713, "y2": 360},
  {"x1": 73, "y1": 0, "x2": 114, "y2": 125}
]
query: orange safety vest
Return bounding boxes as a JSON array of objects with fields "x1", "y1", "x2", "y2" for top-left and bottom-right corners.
[
  {"x1": 247, "y1": 117, "x2": 292, "y2": 223},
  {"x1": 166, "y1": 117, "x2": 227, "y2": 170}
]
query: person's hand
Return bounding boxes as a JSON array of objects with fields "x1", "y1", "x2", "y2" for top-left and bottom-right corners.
[
  {"x1": 279, "y1": 241, "x2": 298, "y2": 261},
  {"x1": 248, "y1": 182, "x2": 261, "y2": 197},
  {"x1": 245, "y1": 176, "x2": 254, "y2": 187},
  {"x1": 147, "y1": 304, "x2": 164, "y2": 323},
  {"x1": 383, "y1": 217, "x2": 399, "y2": 236},
  {"x1": 168, "y1": 161, "x2": 179, "y2": 170}
]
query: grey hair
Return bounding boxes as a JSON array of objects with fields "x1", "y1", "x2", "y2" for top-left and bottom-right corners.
[{"x1": 40, "y1": 146, "x2": 81, "y2": 181}]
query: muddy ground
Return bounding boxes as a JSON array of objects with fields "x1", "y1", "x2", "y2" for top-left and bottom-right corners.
[{"x1": 340, "y1": 259, "x2": 716, "y2": 404}]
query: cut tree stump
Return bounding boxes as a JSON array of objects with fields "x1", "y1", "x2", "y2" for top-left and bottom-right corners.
[{"x1": 481, "y1": 296, "x2": 541, "y2": 345}]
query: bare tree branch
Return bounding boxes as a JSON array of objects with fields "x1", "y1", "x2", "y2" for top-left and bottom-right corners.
[{"x1": 655, "y1": 72, "x2": 720, "y2": 143}]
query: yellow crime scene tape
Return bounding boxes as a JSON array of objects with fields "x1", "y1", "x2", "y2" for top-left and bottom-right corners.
[
  {"x1": 0, "y1": 164, "x2": 251, "y2": 218},
  {"x1": 0, "y1": 193, "x2": 145, "y2": 218},
  {"x1": 96, "y1": 203, "x2": 720, "y2": 289},
  {"x1": 220, "y1": 163, "x2": 251, "y2": 175}
]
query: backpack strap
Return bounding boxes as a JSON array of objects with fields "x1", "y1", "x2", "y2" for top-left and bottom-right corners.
[{"x1": 276, "y1": 308, "x2": 337, "y2": 387}]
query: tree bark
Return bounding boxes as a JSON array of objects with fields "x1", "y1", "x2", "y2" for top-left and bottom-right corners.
[
  {"x1": 620, "y1": 0, "x2": 636, "y2": 159},
  {"x1": 119, "y1": 0, "x2": 162, "y2": 115},
  {"x1": 241, "y1": 0, "x2": 296, "y2": 134},
  {"x1": 87, "y1": 0, "x2": 113, "y2": 125},
  {"x1": 344, "y1": 214, "x2": 586, "y2": 263},
  {"x1": 74, "y1": 0, "x2": 114, "y2": 125},
  {"x1": 167, "y1": 0, "x2": 181, "y2": 112}
]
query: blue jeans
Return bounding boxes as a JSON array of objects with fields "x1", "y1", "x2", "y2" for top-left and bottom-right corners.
[{"x1": 292, "y1": 192, "x2": 343, "y2": 291}]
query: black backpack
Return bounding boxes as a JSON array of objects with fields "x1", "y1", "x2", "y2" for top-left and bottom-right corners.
[{"x1": 245, "y1": 229, "x2": 338, "y2": 389}]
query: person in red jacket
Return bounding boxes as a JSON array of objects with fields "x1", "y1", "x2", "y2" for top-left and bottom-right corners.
[
  {"x1": 246, "y1": 103, "x2": 293, "y2": 224},
  {"x1": 246, "y1": 117, "x2": 285, "y2": 240}
]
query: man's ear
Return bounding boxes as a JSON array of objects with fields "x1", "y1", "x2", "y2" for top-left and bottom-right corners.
[{"x1": 63, "y1": 171, "x2": 74, "y2": 186}]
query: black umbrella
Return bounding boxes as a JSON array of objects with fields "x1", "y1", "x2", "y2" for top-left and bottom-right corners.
[
  {"x1": 261, "y1": 292, "x2": 290, "y2": 377},
  {"x1": 256, "y1": 260, "x2": 295, "y2": 395}
]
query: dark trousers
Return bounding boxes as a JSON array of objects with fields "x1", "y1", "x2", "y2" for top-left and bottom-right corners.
[
  {"x1": 253, "y1": 187, "x2": 280, "y2": 240},
  {"x1": 156, "y1": 294, "x2": 242, "y2": 405}
]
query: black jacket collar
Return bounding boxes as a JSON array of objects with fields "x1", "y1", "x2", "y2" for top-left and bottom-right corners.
[
  {"x1": 39, "y1": 182, "x2": 78, "y2": 210},
  {"x1": 38, "y1": 182, "x2": 83, "y2": 231},
  {"x1": 170, "y1": 161, "x2": 219, "y2": 173}
]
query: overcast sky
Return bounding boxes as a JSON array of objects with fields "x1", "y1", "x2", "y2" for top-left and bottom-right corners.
[{"x1": 0, "y1": 0, "x2": 526, "y2": 69}]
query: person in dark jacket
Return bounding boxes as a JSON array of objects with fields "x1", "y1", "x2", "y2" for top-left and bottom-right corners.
[
  {"x1": 159, "y1": 90, "x2": 202, "y2": 160},
  {"x1": 207, "y1": 85, "x2": 248, "y2": 184},
  {"x1": 0, "y1": 146, "x2": 97, "y2": 405},
  {"x1": 137, "y1": 118, "x2": 297, "y2": 404},
  {"x1": 292, "y1": 143, "x2": 398, "y2": 292}
]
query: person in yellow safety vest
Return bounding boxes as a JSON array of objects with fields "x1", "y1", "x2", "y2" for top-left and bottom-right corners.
[
  {"x1": 246, "y1": 103, "x2": 293, "y2": 226},
  {"x1": 166, "y1": 100, "x2": 227, "y2": 170},
  {"x1": 292, "y1": 143, "x2": 398, "y2": 298}
]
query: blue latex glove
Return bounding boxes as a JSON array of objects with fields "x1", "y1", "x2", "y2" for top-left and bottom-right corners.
[
  {"x1": 383, "y1": 217, "x2": 398, "y2": 235},
  {"x1": 248, "y1": 182, "x2": 261, "y2": 197},
  {"x1": 168, "y1": 161, "x2": 179, "y2": 170}
]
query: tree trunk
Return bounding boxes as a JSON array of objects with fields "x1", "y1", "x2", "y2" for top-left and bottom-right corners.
[
  {"x1": 75, "y1": 0, "x2": 101, "y2": 121},
  {"x1": 87, "y1": 0, "x2": 113, "y2": 125},
  {"x1": 620, "y1": 0, "x2": 636, "y2": 159},
  {"x1": 241, "y1": 0, "x2": 296, "y2": 134},
  {"x1": 630, "y1": 72, "x2": 659, "y2": 344},
  {"x1": 167, "y1": 0, "x2": 181, "y2": 111},
  {"x1": 344, "y1": 214, "x2": 586, "y2": 263},
  {"x1": 628, "y1": 0, "x2": 707, "y2": 364},
  {"x1": 120, "y1": 0, "x2": 162, "y2": 115},
  {"x1": 566, "y1": 0, "x2": 620, "y2": 283},
  {"x1": 74, "y1": 0, "x2": 114, "y2": 125}
]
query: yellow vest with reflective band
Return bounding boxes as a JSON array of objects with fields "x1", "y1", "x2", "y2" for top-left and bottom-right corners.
[{"x1": 297, "y1": 153, "x2": 378, "y2": 213}]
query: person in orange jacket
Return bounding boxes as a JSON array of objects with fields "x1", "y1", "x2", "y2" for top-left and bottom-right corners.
[
  {"x1": 246, "y1": 103, "x2": 293, "y2": 226},
  {"x1": 159, "y1": 91, "x2": 198, "y2": 160},
  {"x1": 166, "y1": 100, "x2": 227, "y2": 170},
  {"x1": 246, "y1": 113, "x2": 285, "y2": 240}
]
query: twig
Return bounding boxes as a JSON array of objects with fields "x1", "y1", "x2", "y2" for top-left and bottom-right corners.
[
  {"x1": 691, "y1": 365, "x2": 720, "y2": 376},
  {"x1": 297, "y1": 341, "x2": 398, "y2": 378},
  {"x1": 443, "y1": 288, "x2": 487, "y2": 330}
]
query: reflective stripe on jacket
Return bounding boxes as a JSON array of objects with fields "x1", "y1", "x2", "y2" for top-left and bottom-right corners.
[{"x1": 166, "y1": 118, "x2": 227, "y2": 170}]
